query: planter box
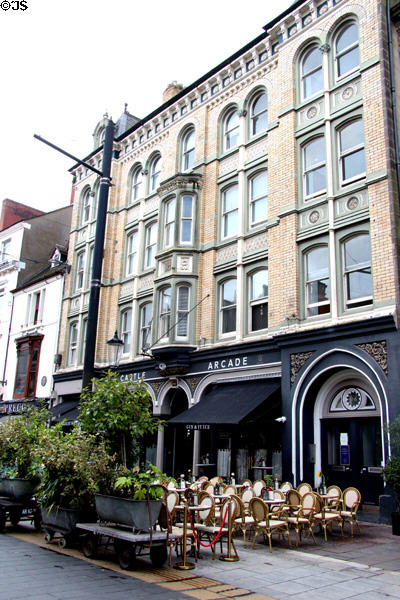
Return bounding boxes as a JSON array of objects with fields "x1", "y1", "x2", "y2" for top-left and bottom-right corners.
[
  {"x1": 0, "y1": 478, "x2": 36, "y2": 502},
  {"x1": 41, "y1": 507, "x2": 82, "y2": 532},
  {"x1": 94, "y1": 493, "x2": 162, "y2": 531}
]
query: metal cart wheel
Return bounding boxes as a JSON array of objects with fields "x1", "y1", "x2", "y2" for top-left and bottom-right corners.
[
  {"x1": 82, "y1": 534, "x2": 98, "y2": 559},
  {"x1": 58, "y1": 536, "x2": 68, "y2": 549},
  {"x1": 115, "y1": 542, "x2": 136, "y2": 570},
  {"x1": 0, "y1": 508, "x2": 6, "y2": 532},
  {"x1": 32, "y1": 509, "x2": 41, "y2": 532},
  {"x1": 150, "y1": 545, "x2": 168, "y2": 567},
  {"x1": 44, "y1": 532, "x2": 53, "y2": 543}
]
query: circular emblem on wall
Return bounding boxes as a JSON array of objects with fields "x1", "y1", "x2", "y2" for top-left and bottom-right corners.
[
  {"x1": 342, "y1": 387, "x2": 362, "y2": 411},
  {"x1": 41, "y1": 376, "x2": 47, "y2": 387},
  {"x1": 309, "y1": 210, "x2": 320, "y2": 224},
  {"x1": 342, "y1": 86, "x2": 354, "y2": 101},
  {"x1": 306, "y1": 106, "x2": 318, "y2": 120},
  {"x1": 346, "y1": 196, "x2": 359, "y2": 210}
]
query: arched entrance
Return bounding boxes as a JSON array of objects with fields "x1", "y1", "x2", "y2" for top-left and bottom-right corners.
[
  {"x1": 163, "y1": 387, "x2": 192, "y2": 478},
  {"x1": 292, "y1": 350, "x2": 388, "y2": 505}
]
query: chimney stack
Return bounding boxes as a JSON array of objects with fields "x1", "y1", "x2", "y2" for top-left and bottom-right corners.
[{"x1": 163, "y1": 81, "x2": 184, "y2": 103}]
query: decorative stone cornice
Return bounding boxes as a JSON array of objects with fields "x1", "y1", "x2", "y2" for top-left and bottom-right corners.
[{"x1": 158, "y1": 172, "x2": 202, "y2": 196}]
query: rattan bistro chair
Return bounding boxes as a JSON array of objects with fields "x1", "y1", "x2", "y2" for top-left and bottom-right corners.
[
  {"x1": 326, "y1": 485, "x2": 342, "y2": 509},
  {"x1": 287, "y1": 492, "x2": 317, "y2": 547},
  {"x1": 340, "y1": 487, "x2": 362, "y2": 536},
  {"x1": 253, "y1": 479, "x2": 266, "y2": 497},
  {"x1": 313, "y1": 493, "x2": 343, "y2": 541},
  {"x1": 249, "y1": 497, "x2": 291, "y2": 552},
  {"x1": 233, "y1": 494, "x2": 255, "y2": 546},
  {"x1": 297, "y1": 482, "x2": 313, "y2": 496}
]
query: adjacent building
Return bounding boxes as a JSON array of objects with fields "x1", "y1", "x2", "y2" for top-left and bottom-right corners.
[{"x1": 53, "y1": 0, "x2": 400, "y2": 516}]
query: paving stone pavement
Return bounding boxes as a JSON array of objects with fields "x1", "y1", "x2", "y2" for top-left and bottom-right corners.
[{"x1": 2, "y1": 519, "x2": 400, "y2": 600}]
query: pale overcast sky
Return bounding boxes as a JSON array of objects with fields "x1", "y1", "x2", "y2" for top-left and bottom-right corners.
[{"x1": 1, "y1": 0, "x2": 293, "y2": 213}]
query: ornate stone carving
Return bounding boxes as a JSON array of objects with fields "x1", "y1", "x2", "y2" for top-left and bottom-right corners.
[
  {"x1": 139, "y1": 274, "x2": 154, "y2": 290},
  {"x1": 177, "y1": 255, "x2": 192, "y2": 272},
  {"x1": 342, "y1": 86, "x2": 354, "y2": 101},
  {"x1": 185, "y1": 376, "x2": 202, "y2": 393},
  {"x1": 246, "y1": 138, "x2": 268, "y2": 163},
  {"x1": 219, "y1": 153, "x2": 239, "y2": 176},
  {"x1": 158, "y1": 172, "x2": 202, "y2": 196},
  {"x1": 160, "y1": 258, "x2": 172, "y2": 275},
  {"x1": 356, "y1": 341, "x2": 388, "y2": 375},
  {"x1": 150, "y1": 381, "x2": 164, "y2": 395},
  {"x1": 290, "y1": 351, "x2": 314, "y2": 384},
  {"x1": 346, "y1": 196, "x2": 359, "y2": 210},
  {"x1": 216, "y1": 244, "x2": 237, "y2": 263},
  {"x1": 308, "y1": 210, "x2": 320, "y2": 224},
  {"x1": 306, "y1": 106, "x2": 318, "y2": 120},
  {"x1": 245, "y1": 232, "x2": 268, "y2": 253}
]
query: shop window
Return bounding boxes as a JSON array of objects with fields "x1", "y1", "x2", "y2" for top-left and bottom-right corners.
[
  {"x1": 220, "y1": 278, "x2": 237, "y2": 335},
  {"x1": 120, "y1": 308, "x2": 132, "y2": 354},
  {"x1": 140, "y1": 302, "x2": 152, "y2": 351},
  {"x1": 125, "y1": 230, "x2": 138, "y2": 276},
  {"x1": 149, "y1": 154, "x2": 161, "y2": 192},
  {"x1": 334, "y1": 22, "x2": 359, "y2": 79},
  {"x1": 130, "y1": 165, "x2": 143, "y2": 202},
  {"x1": 301, "y1": 45, "x2": 323, "y2": 99},
  {"x1": 249, "y1": 269, "x2": 268, "y2": 331},
  {"x1": 144, "y1": 222, "x2": 157, "y2": 269},
  {"x1": 250, "y1": 91, "x2": 268, "y2": 136},
  {"x1": 176, "y1": 285, "x2": 190, "y2": 338},
  {"x1": 13, "y1": 336, "x2": 43, "y2": 398},
  {"x1": 343, "y1": 234, "x2": 372, "y2": 308},
  {"x1": 303, "y1": 136, "x2": 326, "y2": 198},
  {"x1": 249, "y1": 170, "x2": 268, "y2": 226},
  {"x1": 338, "y1": 119, "x2": 365, "y2": 184},
  {"x1": 221, "y1": 184, "x2": 238, "y2": 239},
  {"x1": 159, "y1": 287, "x2": 171, "y2": 339},
  {"x1": 305, "y1": 246, "x2": 330, "y2": 316},
  {"x1": 181, "y1": 128, "x2": 195, "y2": 171},
  {"x1": 223, "y1": 109, "x2": 239, "y2": 151}
]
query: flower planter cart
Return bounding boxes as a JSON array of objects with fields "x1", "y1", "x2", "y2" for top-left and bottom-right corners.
[
  {"x1": 75, "y1": 493, "x2": 173, "y2": 569},
  {"x1": 0, "y1": 479, "x2": 41, "y2": 532},
  {"x1": 41, "y1": 507, "x2": 92, "y2": 548}
]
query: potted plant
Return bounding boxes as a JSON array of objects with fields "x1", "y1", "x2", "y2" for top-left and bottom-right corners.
[
  {"x1": 0, "y1": 403, "x2": 49, "y2": 501},
  {"x1": 264, "y1": 474, "x2": 274, "y2": 499},
  {"x1": 94, "y1": 463, "x2": 175, "y2": 531},
  {"x1": 35, "y1": 424, "x2": 113, "y2": 533}
]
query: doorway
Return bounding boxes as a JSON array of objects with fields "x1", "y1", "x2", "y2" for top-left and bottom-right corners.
[{"x1": 164, "y1": 388, "x2": 192, "y2": 478}]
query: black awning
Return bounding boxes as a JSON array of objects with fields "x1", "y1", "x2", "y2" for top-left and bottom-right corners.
[
  {"x1": 50, "y1": 400, "x2": 80, "y2": 424},
  {"x1": 167, "y1": 379, "x2": 280, "y2": 426}
]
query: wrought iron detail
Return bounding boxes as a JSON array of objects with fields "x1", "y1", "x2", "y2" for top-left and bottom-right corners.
[
  {"x1": 356, "y1": 341, "x2": 388, "y2": 374},
  {"x1": 185, "y1": 376, "x2": 202, "y2": 393},
  {"x1": 290, "y1": 351, "x2": 314, "y2": 384}
]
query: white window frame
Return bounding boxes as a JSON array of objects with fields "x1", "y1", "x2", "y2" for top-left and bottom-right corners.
[
  {"x1": 334, "y1": 22, "x2": 360, "y2": 81},
  {"x1": 338, "y1": 119, "x2": 366, "y2": 185},
  {"x1": 219, "y1": 278, "x2": 237, "y2": 336},
  {"x1": 159, "y1": 287, "x2": 171, "y2": 340},
  {"x1": 250, "y1": 92, "x2": 268, "y2": 137},
  {"x1": 248, "y1": 269, "x2": 268, "y2": 332},
  {"x1": 164, "y1": 198, "x2": 176, "y2": 248},
  {"x1": 181, "y1": 128, "x2": 195, "y2": 171},
  {"x1": 223, "y1": 109, "x2": 240, "y2": 152},
  {"x1": 221, "y1": 184, "x2": 238, "y2": 239},
  {"x1": 180, "y1": 195, "x2": 194, "y2": 244},
  {"x1": 140, "y1": 302, "x2": 152, "y2": 352},
  {"x1": 120, "y1": 308, "x2": 132, "y2": 355},
  {"x1": 249, "y1": 171, "x2": 268, "y2": 227},
  {"x1": 80, "y1": 189, "x2": 92, "y2": 225},
  {"x1": 176, "y1": 285, "x2": 190, "y2": 339},
  {"x1": 305, "y1": 246, "x2": 331, "y2": 317},
  {"x1": 301, "y1": 46, "x2": 323, "y2": 100},
  {"x1": 126, "y1": 230, "x2": 138, "y2": 276},
  {"x1": 342, "y1": 234, "x2": 372, "y2": 309},
  {"x1": 149, "y1": 155, "x2": 161, "y2": 192},
  {"x1": 303, "y1": 136, "x2": 326, "y2": 199},
  {"x1": 68, "y1": 321, "x2": 79, "y2": 366},
  {"x1": 131, "y1": 166, "x2": 143, "y2": 203},
  {"x1": 144, "y1": 222, "x2": 157, "y2": 269},
  {"x1": 1, "y1": 238, "x2": 11, "y2": 264},
  {"x1": 75, "y1": 250, "x2": 86, "y2": 291}
]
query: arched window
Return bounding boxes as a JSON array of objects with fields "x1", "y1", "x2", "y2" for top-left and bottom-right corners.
[
  {"x1": 80, "y1": 188, "x2": 91, "y2": 225},
  {"x1": 130, "y1": 166, "x2": 143, "y2": 202},
  {"x1": 164, "y1": 198, "x2": 176, "y2": 248},
  {"x1": 140, "y1": 302, "x2": 152, "y2": 351},
  {"x1": 303, "y1": 136, "x2": 326, "y2": 198},
  {"x1": 120, "y1": 308, "x2": 132, "y2": 354},
  {"x1": 149, "y1": 155, "x2": 161, "y2": 192},
  {"x1": 220, "y1": 278, "x2": 237, "y2": 334},
  {"x1": 159, "y1": 287, "x2": 171, "y2": 339},
  {"x1": 250, "y1": 92, "x2": 268, "y2": 136},
  {"x1": 301, "y1": 46, "x2": 323, "y2": 99},
  {"x1": 176, "y1": 285, "x2": 190, "y2": 338},
  {"x1": 249, "y1": 269, "x2": 268, "y2": 331},
  {"x1": 223, "y1": 109, "x2": 239, "y2": 151},
  {"x1": 221, "y1": 184, "x2": 238, "y2": 239},
  {"x1": 125, "y1": 230, "x2": 138, "y2": 276},
  {"x1": 144, "y1": 222, "x2": 157, "y2": 268},
  {"x1": 335, "y1": 22, "x2": 359, "y2": 79},
  {"x1": 342, "y1": 234, "x2": 372, "y2": 308},
  {"x1": 305, "y1": 246, "x2": 330, "y2": 316},
  {"x1": 338, "y1": 119, "x2": 365, "y2": 183},
  {"x1": 249, "y1": 170, "x2": 268, "y2": 226},
  {"x1": 181, "y1": 128, "x2": 195, "y2": 171}
]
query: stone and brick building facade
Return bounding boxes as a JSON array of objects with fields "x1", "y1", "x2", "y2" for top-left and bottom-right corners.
[{"x1": 53, "y1": 0, "x2": 400, "y2": 515}]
